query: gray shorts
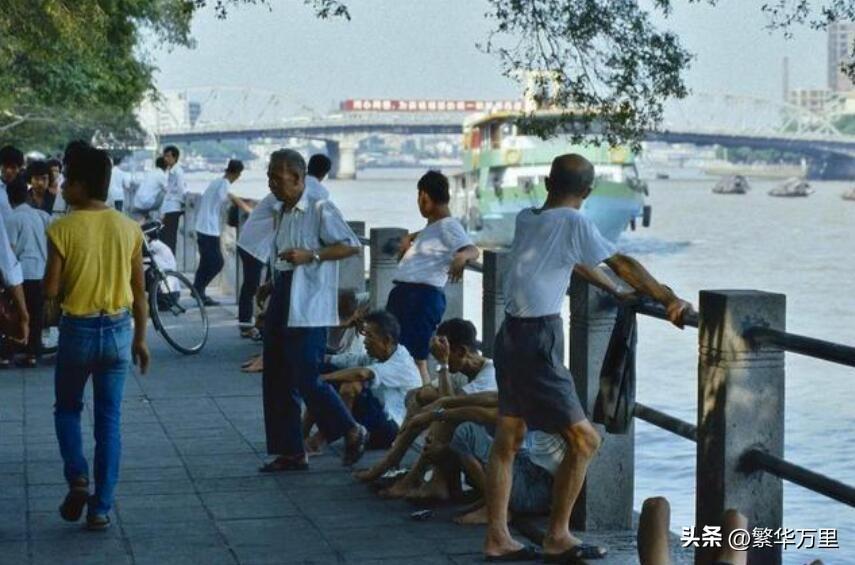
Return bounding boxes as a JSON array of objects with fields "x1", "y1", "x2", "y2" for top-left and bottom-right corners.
[
  {"x1": 494, "y1": 314, "x2": 586, "y2": 432},
  {"x1": 449, "y1": 422, "x2": 553, "y2": 515}
]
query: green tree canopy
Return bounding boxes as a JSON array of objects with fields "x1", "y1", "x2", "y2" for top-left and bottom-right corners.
[{"x1": 2, "y1": 1, "x2": 854, "y2": 153}]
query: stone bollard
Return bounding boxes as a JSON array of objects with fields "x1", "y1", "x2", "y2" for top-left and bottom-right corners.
[
  {"x1": 481, "y1": 250, "x2": 509, "y2": 357},
  {"x1": 443, "y1": 278, "x2": 464, "y2": 321},
  {"x1": 696, "y1": 290, "x2": 786, "y2": 565},
  {"x1": 181, "y1": 193, "x2": 201, "y2": 273},
  {"x1": 567, "y1": 274, "x2": 632, "y2": 530},
  {"x1": 369, "y1": 227, "x2": 407, "y2": 311},
  {"x1": 340, "y1": 221, "x2": 366, "y2": 293}
]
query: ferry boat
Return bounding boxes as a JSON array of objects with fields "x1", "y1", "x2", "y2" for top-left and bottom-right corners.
[{"x1": 450, "y1": 110, "x2": 650, "y2": 247}]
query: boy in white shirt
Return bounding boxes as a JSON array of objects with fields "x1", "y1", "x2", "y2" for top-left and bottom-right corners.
[
  {"x1": 318, "y1": 310, "x2": 422, "y2": 450},
  {"x1": 3, "y1": 176, "x2": 51, "y2": 367},
  {"x1": 159, "y1": 145, "x2": 186, "y2": 254},
  {"x1": 387, "y1": 171, "x2": 479, "y2": 383},
  {"x1": 107, "y1": 154, "x2": 131, "y2": 212},
  {"x1": 132, "y1": 157, "x2": 168, "y2": 219},
  {"x1": 192, "y1": 160, "x2": 248, "y2": 306}
]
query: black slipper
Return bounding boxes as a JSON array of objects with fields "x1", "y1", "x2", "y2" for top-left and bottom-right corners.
[
  {"x1": 258, "y1": 457, "x2": 308, "y2": 473},
  {"x1": 543, "y1": 543, "x2": 608, "y2": 563},
  {"x1": 484, "y1": 545, "x2": 542, "y2": 562}
]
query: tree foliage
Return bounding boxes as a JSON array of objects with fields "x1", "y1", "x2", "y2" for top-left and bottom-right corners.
[{"x1": 2, "y1": 0, "x2": 855, "y2": 153}]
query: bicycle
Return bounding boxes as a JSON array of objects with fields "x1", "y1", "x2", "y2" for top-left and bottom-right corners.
[{"x1": 141, "y1": 221, "x2": 209, "y2": 354}]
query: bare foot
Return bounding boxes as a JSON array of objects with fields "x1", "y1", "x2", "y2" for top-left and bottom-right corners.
[
  {"x1": 353, "y1": 466, "x2": 382, "y2": 483},
  {"x1": 378, "y1": 478, "x2": 421, "y2": 499},
  {"x1": 241, "y1": 357, "x2": 263, "y2": 373},
  {"x1": 454, "y1": 504, "x2": 488, "y2": 525},
  {"x1": 241, "y1": 354, "x2": 260, "y2": 368},
  {"x1": 405, "y1": 478, "x2": 450, "y2": 502},
  {"x1": 542, "y1": 532, "x2": 585, "y2": 557},
  {"x1": 484, "y1": 530, "x2": 526, "y2": 560}
]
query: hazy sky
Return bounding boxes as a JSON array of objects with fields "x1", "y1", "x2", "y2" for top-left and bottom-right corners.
[{"x1": 149, "y1": 0, "x2": 826, "y2": 113}]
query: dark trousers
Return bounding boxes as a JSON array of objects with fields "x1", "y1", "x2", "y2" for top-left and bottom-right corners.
[
  {"x1": 238, "y1": 248, "x2": 264, "y2": 325},
  {"x1": 352, "y1": 389, "x2": 399, "y2": 450},
  {"x1": 114, "y1": 200, "x2": 123, "y2": 213},
  {"x1": 161, "y1": 211, "x2": 182, "y2": 256},
  {"x1": 193, "y1": 234, "x2": 224, "y2": 298},
  {"x1": 3, "y1": 280, "x2": 44, "y2": 359},
  {"x1": 262, "y1": 272, "x2": 356, "y2": 456}
]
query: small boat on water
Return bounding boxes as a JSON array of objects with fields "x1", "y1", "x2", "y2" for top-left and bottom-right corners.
[
  {"x1": 712, "y1": 175, "x2": 749, "y2": 195},
  {"x1": 842, "y1": 187, "x2": 855, "y2": 201},
  {"x1": 768, "y1": 178, "x2": 813, "y2": 198}
]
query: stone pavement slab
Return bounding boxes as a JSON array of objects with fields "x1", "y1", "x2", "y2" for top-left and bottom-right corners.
[{"x1": 0, "y1": 303, "x2": 689, "y2": 564}]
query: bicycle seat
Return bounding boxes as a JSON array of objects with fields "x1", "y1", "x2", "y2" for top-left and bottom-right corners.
[{"x1": 141, "y1": 221, "x2": 163, "y2": 236}]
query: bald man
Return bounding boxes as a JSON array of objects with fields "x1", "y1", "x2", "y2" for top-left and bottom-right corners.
[{"x1": 482, "y1": 153, "x2": 694, "y2": 562}]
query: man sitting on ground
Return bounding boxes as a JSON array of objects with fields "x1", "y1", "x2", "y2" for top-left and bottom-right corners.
[
  {"x1": 306, "y1": 310, "x2": 422, "y2": 452},
  {"x1": 354, "y1": 318, "x2": 497, "y2": 497}
]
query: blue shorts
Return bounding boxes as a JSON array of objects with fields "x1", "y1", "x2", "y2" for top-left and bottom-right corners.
[{"x1": 386, "y1": 282, "x2": 446, "y2": 361}]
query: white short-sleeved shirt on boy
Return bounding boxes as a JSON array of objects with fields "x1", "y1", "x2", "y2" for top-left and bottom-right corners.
[
  {"x1": 449, "y1": 358, "x2": 497, "y2": 396},
  {"x1": 161, "y1": 164, "x2": 186, "y2": 214},
  {"x1": 237, "y1": 193, "x2": 280, "y2": 263},
  {"x1": 337, "y1": 345, "x2": 422, "y2": 427},
  {"x1": 134, "y1": 169, "x2": 168, "y2": 212},
  {"x1": 195, "y1": 177, "x2": 231, "y2": 237},
  {"x1": 504, "y1": 208, "x2": 615, "y2": 318},
  {"x1": 394, "y1": 217, "x2": 472, "y2": 289}
]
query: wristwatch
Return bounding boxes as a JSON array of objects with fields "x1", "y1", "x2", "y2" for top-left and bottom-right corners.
[
  {"x1": 437, "y1": 363, "x2": 448, "y2": 373},
  {"x1": 311, "y1": 250, "x2": 321, "y2": 263},
  {"x1": 433, "y1": 407, "x2": 446, "y2": 422}
]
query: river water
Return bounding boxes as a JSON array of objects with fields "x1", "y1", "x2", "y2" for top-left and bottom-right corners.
[{"x1": 188, "y1": 167, "x2": 854, "y2": 564}]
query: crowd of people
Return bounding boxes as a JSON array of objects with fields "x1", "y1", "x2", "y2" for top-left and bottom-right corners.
[{"x1": 0, "y1": 139, "x2": 777, "y2": 562}]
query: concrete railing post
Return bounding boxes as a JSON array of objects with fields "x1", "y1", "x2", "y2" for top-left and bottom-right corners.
[
  {"x1": 181, "y1": 193, "x2": 201, "y2": 273},
  {"x1": 340, "y1": 221, "x2": 366, "y2": 292},
  {"x1": 443, "y1": 278, "x2": 464, "y2": 321},
  {"x1": 481, "y1": 250, "x2": 509, "y2": 357},
  {"x1": 369, "y1": 227, "x2": 407, "y2": 311},
  {"x1": 567, "y1": 274, "x2": 633, "y2": 530},
  {"x1": 696, "y1": 290, "x2": 786, "y2": 565}
]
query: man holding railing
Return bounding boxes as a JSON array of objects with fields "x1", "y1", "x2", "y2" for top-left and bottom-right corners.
[{"x1": 483, "y1": 153, "x2": 694, "y2": 562}]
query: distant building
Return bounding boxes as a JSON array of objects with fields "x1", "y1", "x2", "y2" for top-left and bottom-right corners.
[
  {"x1": 136, "y1": 91, "x2": 191, "y2": 134},
  {"x1": 787, "y1": 89, "x2": 836, "y2": 114},
  {"x1": 828, "y1": 22, "x2": 855, "y2": 92}
]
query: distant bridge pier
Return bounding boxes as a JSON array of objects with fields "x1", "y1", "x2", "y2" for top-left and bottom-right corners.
[{"x1": 327, "y1": 137, "x2": 358, "y2": 180}]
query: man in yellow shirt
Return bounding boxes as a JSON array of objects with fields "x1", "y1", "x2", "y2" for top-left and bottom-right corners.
[{"x1": 44, "y1": 143, "x2": 150, "y2": 531}]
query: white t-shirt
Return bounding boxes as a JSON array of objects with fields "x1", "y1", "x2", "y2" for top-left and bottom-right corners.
[
  {"x1": 504, "y1": 207, "x2": 615, "y2": 318},
  {"x1": 108, "y1": 166, "x2": 130, "y2": 204},
  {"x1": 449, "y1": 359, "x2": 497, "y2": 395},
  {"x1": 237, "y1": 193, "x2": 280, "y2": 262},
  {"x1": 134, "y1": 169, "x2": 168, "y2": 212},
  {"x1": 161, "y1": 164, "x2": 186, "y2": 214},
  {"x1": 305, "y1": 176, "x2": 330, "y2": 200},
  {"x1": 337, "y1": 345, "x2": 422, "y2": 427},
  {"x1": 526, "y1": 431, "x2": 567, "y2": 476},
  {"x1": 195, "y1": 178, "x2": 231, "y2": 237},
  {"x1": 394, "y1": 217, "x2": 473, "y2": 288}
]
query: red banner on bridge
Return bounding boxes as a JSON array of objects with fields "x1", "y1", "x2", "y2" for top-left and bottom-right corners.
[{"x1": 339, "y1": 99, "x2": 524, "y2": 113}]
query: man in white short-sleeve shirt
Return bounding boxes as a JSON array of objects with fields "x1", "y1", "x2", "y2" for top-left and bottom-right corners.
[
  {"x1": 484, "y1": 153, "x2": 695, "y2": 562},
  {"x1": 159, "y1": 145, "x2": 186, "y2": 255},
  {"x1": 132, "y1": 157, "x2": 168, "y2": 217},
  {"x1": 319, "y1": 310, "x2": 421, "y2": 450},
  {"x1": 354, "y1": 318, "x2": 497, "y2": 492},
  {"x1": 192, "y1": 160, "x2": 249, "y2": 306},
  {"x1": 107, "y1": 156, "x2": 131, "y2": 212},
  {"x1": 387, "y1": 171, "x2": 479, "y2": 384}
]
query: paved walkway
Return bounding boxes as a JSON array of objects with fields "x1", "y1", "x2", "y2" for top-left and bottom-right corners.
[{"x1": 0, "y1": 304, "x2": 689, "y2": 564}]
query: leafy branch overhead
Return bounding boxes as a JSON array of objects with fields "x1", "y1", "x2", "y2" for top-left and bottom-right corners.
[{"x1": 2, "y1": 0, "x2": 855, "y2": 151}]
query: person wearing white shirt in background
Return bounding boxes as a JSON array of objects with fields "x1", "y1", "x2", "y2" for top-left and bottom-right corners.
[
  {"x1": 258, "y1": 148, "x2": 367, "y2": 473},
  {"x1": 3, "y1": 176, "x2": 50, "y2": 367},
  {"x1": 159, "y1": 145, "x2": 186, "y2": 255},
  {"x1": 131, "y1": 157, "x2": 168, "y2": 219},
  {"x1": 318, "y1": 310, "x2": 422, "y2": 451},
  {"x1": 46, "y1": 158, "x2": 67, "y2": 216},
  {"x1": 236, "y1": 192, "x2": 279, "y2": 337},
  {"x1": 192, "y1": 160, "x2": 249, "y2": 306},
  {"x1": 107, "y1": 154, "x2": 131, "y2": 212},
  {"x1": 0, "y1": 145, "x2": 25, "y2": 219},
  {"x1": 387, "y1": 171, "x2": 480, "y2": 384},
  {"x1": 305, "y1": 153, "x2": 332, "y2": 200}
]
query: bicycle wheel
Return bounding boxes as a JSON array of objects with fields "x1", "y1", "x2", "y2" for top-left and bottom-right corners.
[{"x1": 148, "y1": 268, "x2": 208, "y2": 354}]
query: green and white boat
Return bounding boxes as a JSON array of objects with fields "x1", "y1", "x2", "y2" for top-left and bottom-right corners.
[{"x1": 450, "y1": 110, "x2": 651, "y2": 246}]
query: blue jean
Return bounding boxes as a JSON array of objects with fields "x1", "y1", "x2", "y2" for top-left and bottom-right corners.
[
  {"x1": 54, "y1": 313, "x2": 132, "y2": 516},
  {"x1": 262, "y1": 272, "x2": 357, "y2": 456},
  {"x1": 386, "y1": 282, "x2": 447, "y2": 361}
]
